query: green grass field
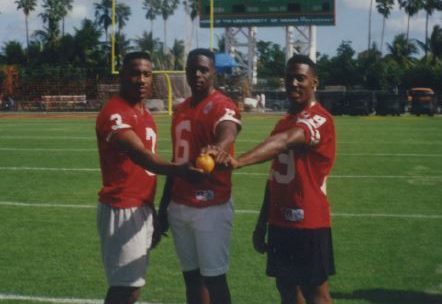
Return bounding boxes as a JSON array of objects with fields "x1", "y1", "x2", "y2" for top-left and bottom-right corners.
[{"x1": 0, "y1": 112, "x2": 442, "y2": 304}]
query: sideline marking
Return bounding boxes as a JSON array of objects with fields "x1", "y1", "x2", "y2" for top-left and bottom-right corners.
[
  {"x1": 1, "y1": 201, "x2": 441, "y2": 219},
  {"x1": 0, "y1": 293, "x2": 162, "y2": 304}
]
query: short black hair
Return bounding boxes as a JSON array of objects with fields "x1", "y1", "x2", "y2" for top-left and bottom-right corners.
[
  {"x1": 122, "y1": 51, "x2": 151, "y2": 69},
  {"x1": 286, "y1": 54, "x2": 317, "y2": 76},
  {"x1": 186, "y1": 48, "x2": 215, "y2": 65}
]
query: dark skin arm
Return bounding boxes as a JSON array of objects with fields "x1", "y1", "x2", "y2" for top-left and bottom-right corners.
[
  {"x1": 214, "y1": 120, "x2": 240, "y2": 152},
  {"x1": 201, "y1": 120, "x2": 240, "y2": 164},
  {"x1": 204, "y1": 125, "x2": 307, "y2": 168},
  {"x1": 112, "y1": 129, "x2": 190, "y2": 176},
  {"x1": 233, "y1": 126, "x2": 306, "y2": 169}
]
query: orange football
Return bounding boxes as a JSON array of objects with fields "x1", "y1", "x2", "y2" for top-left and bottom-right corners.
[{"x1": 195, "y1": 154, "x2": 215, "y2": 173}]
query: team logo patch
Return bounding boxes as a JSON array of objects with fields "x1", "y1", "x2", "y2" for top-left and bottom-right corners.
[
  {"x1": 195, "y1": 190, "x2": 214, "y2": 201},
  {"x1": 283, "y1": 208, "x2": 304, "y2": 222}
]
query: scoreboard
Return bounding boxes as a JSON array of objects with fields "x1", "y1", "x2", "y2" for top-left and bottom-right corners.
[{"x1": 199, "y1": 0, "x2": 335, "y2": 27}]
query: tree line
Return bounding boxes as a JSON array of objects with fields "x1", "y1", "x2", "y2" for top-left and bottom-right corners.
[{"x1": 0, "y1": 0, "x2": 442, "y2": 92}]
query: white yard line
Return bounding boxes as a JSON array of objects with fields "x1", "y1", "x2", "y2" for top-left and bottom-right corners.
[
  {"x1": 1, "y1": 148, "x2": 441, "y2": 158},
  {"x1": 0, "y1": 136, "x2": 95, "y2": 140},
  {"x1": 338, "y1": 153, "x2": 442, "y2": 157},
  {"x1": 0, "y1": 293, "x2": 163, "y2": 304},
  {"x1": 2, "y1": 135, "x2": 442, "y2": 145},
  {"x1": 0, "y1": 167, "x2": 100, "y2": 172},
  {"x1": 0, "y1": 148, "x2": 97, "y2": 152},
  {"x1": 1, "y1": 201, "x2": 441, "y2": 219},
  {"x1": 1, "y1": 166, "x2": 442, "y2": 180}
]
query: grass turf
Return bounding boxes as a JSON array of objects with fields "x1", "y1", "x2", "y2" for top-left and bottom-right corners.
[{"x1": 0, "y1": 112, "x2": 441, "y2": 304}]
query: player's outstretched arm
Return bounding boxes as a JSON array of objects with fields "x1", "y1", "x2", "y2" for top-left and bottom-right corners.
[
  {"x1": 112, "y1": 129, "x2": 199, "y2": 177},
  {"x1": 199, "y1": 120, "x2": 239, "y2": 168},
  {"x1": 234, "y1": 126, "x2": 306, "y2": 169},
  {"x1": 214, "y1": 120, "x2": 240, "y2": 152}
]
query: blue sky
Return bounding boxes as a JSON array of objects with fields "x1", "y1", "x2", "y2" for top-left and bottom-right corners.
[{"x1": 0, "y1": 0, "x2": 441, "y2": 57}]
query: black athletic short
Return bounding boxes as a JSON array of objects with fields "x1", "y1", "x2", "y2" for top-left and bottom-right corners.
[{"x1": 266, "y1": 225, "x2": 335, "y2": 286}]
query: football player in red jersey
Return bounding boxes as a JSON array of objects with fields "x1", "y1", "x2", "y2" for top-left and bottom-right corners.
[
  {"x1": 96, "y1": 52, "x2": 198, "y2": 304},
  {"x1": 208, "y1": 54, "x2": 336, "y2": 304},
  {"x1": 157, "y1": 48, "x2": 241, "y2": 304}
]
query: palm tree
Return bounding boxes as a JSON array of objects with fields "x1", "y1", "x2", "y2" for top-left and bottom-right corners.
[
  {"x1": 135, "y1": 31, "x2": 161, "y2": 55},
  {"x1": 431, "y1": 25, "x2": 442, "y2": 59},
  {"x1": 94, "y1": 0, "x2": 112, "y2": 43},
  {"x1": 170, "y1": 39, "x2": 185, "y2": 70},
  {"x1": 60, "y1": 0, "x2": 73, "y2": 36},
  {"x1": 183, "y1": 0, "x2": 198, "y2": 55},
  {"x1": 158, "y1": 0, "x2": 179, "y2": 51},
  {"x1": 421, "y1": 0, "x2": 442, "y2": 58},
  {"x1": 376, "y1": 0, "x2": 394, "y2": 55},
  {"x1": 143, "y1": 0, "x2": 160, "y2": 33},
  {"x1": 386, "y1": 33, "x2": 418, "y2": 67},
  {"x1": 73, "y1": 18, "x2": 102, "y2": 66},
  {"x1": 15, "y1": 0, "x2": 37, "y2": 51},
  {"x1": 115, "y1": 3, "x2": 131, "y2": 35},
  {"x1": 39, "y1": 0, "x2": 65, "y2": 46},
  {"x1": 2, "y1": 40, "x2": 26, "y2": 65},
  {"x1": 114, "y1": 33, "x2": 133, "y2": 69},
  {"x1": 398, "y1": 0, "x2": 423, "y2": 42}
]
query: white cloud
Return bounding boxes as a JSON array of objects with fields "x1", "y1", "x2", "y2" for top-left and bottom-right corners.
[
  {"x1": 342, "y1": 0, "x2": 370, "y2": 11},
  {"x1": 343, "y1": 0, "x2": 402, "y2": 12},
  {"x1": 0, "y1": 0, "x2": 17, "y2": 14},
  {"x1": 69, "y1": 4, "x2": 89, "y2": 20},
  {"x1": 387, "y1": 12, "x2": 433, "y2": 37}
]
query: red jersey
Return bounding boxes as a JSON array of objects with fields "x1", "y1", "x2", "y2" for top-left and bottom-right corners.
[
  {"x1": 171, "y1": 90, "x2": 241, "y2": 208},
  {"x1": 96, "y1": 96, "x2": 158, "y2": 208},
  {"x1": 268, "y1": 102, "x2": 336, "y2": 229}
]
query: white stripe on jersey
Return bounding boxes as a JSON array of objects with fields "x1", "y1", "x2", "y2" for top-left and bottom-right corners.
[
  {"x1": 296, "y1": 118, "x2": 320, "y2": 145},
  {"x1": 213, "y1": 108, "x2": 241, "y2": 134}
]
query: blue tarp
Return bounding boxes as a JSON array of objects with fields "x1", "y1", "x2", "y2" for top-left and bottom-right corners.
[{"x1": 215, "y1": 53, "x2": 238, "y2": 73}]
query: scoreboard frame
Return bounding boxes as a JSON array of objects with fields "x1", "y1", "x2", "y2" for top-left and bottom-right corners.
[{"x1": 199, "y1": 0, "x2": 336, "y2": 28}]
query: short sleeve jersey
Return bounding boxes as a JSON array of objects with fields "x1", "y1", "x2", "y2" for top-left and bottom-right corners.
[
  {"x1": 268, "y1": 102, "x2": 336, "y2": 229},
  {"x1": 96, "y1": 96, "x2": 158, "y2": 208},
  {"x1": 171, "y1": 90, "x2": 241, "y2": 208}
]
